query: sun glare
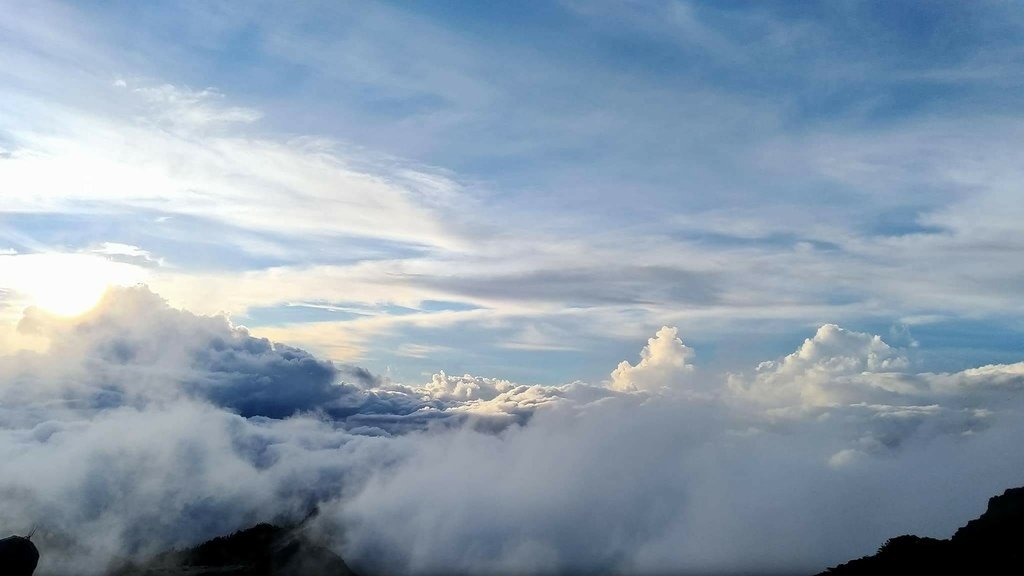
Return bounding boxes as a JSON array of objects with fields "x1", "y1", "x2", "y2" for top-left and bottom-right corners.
[{"x1": 0, "y1": 253, "x2": 146, "y2": 317}]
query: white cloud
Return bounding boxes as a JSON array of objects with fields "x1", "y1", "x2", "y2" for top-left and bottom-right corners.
[
  {"x1": 729, "y1": 324, "x2": 910, "y2": 408},
  {"x1": 925, "y1": 362, "x2": 1024, "y2": 394},
  {"x1": 0, "y1": 81, "x2": 470, "y2": 253},
  {"x1": 127, "y1": 82, "x2": 263, "y2": 128},
  {"x1": 3, "y1": 286, "x2": 353, "y2": 419},
  {"x1": 609, "y1": 326, "x2": 695, "y2": 393},
  {"x1": 2, "y1": 291, "x2": 1024, "y2": 575},
  {"x1": 423, "y1": 372, "x2": 516, "y2": 402},
  {"x1": 88, "y1": 242, "x2": 162, "y2": 267},
  {"x1": 0, "y1": 400, "x2": 389, "y2": 575}
]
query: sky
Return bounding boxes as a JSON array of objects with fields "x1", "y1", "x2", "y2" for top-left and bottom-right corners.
[{"x1": 2, "y1": 2, "x2": 1024, "y2": 575}]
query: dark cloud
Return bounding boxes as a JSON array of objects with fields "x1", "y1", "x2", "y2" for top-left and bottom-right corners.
[
  {"x1": 4, "y1": 286, "x2": 594, "y2": 430},
  {"x1": 10, "y1": 287, "x2": 350, "y2": 419}
]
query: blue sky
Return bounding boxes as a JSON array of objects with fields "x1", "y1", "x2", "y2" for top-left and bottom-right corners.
[{"x1": 2, "y1": 0, "x2": 1024, "y2": 385}]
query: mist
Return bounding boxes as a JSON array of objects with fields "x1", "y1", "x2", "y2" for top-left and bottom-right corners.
[{"x1": 1, "y1": 287, "x2": 1022, "y2": 575}]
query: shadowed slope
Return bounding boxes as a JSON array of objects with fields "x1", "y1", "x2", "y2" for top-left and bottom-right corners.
[
  {"x1": 109, "y1": 523, "x2": 358, "y2": 576},
  {"x1": 820, "y1": 487, "x2": 1024, "y2": 575}
]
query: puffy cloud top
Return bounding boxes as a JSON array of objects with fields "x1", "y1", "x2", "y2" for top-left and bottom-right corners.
[
  {"x1": 4, "y1": 286, "x2": 600, "y2": 429},
  {"x1": 730, "y1": 324, "x2": 910, "y2": 408},
  {"x1": 7, "y1": 286, "x2": 346, "y2": 418},
  {"x1": 423, "y1": 372, "x2": 517, "y2": 402},
  {"x1": 609, "y1": 326, "x2": 695, "y2": 393}
]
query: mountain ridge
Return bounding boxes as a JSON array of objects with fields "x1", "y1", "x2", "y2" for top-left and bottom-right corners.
[
  {"x1": 107, "y1": 522, "x2": 358, "y2": 576},
  {"x1": 819, "y1": 486, "x2": 1024, "y2": 575}
]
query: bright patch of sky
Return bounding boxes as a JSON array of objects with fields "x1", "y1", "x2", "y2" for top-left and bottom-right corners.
[{"x1": 2, "y1": 0, "x2": 1024, "y2": 384}]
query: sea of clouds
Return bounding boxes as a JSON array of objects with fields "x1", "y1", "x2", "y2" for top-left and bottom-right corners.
[{"x1": 2, "y1": 286, "x2": 1024, "y2": 575}]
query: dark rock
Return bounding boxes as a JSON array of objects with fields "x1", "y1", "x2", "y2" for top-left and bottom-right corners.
[
  {"x1": 0, "y1": 535, "x2": 40, "y2": 576},
  {"x1": 819, "y1": 486, "x2": 1024, "y2": 575},
  {"x1": 109, "y1": 523, "x2": 358, "y2": 576}
]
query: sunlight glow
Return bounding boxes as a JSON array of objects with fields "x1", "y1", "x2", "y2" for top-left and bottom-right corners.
[{"x1": 0, "y1": 253, "x2": 147, "y2": 317}]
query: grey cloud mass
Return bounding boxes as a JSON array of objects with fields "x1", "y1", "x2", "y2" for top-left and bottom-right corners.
[{"x1": 9, "y1": 287, "x2": 349, "y2": 419}]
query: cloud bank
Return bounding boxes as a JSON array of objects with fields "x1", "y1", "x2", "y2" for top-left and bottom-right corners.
[{"x1": 2, "y1": 287, "x2": 1024, "y2": 575}]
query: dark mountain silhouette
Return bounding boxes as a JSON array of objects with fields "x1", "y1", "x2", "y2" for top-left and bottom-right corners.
[
  {"x1": 819, "y1": 486, "x2": 1024, "y2": 575},
  {"x1": 0, "y1": 534, "x2": 40, "y2": 576},
  {"x1": 108, "y1": 523, "x2": 359, "y2": 576},
  {"x1": 12, "y1": 485, "x2": 1023, "y2": 576}
]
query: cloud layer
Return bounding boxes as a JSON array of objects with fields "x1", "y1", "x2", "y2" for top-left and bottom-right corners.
[{"x1": 2, "y1": 287, "x2": 1024, "y2": 575}]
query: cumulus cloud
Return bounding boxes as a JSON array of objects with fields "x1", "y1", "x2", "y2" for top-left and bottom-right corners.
[
  {"x1": 5, "y1": 287, "x2": 350, "y2": 419},
  {"x1": 3, "y1": 288, "x2": 1024, "y2": 576},
  {"x1": 719, "y1": 324, "x2": 1024, "y2": 465},
  {"x1": 728, "y1": 324, "x2": 910, "y2": 408},
  {"x1": 2, "y1": 286, "x2": 582, "y2": 428},
  {"x1": 423, "y1": 372, "x2": 517, "y2": 402},
  {"x1": 609, "y1": 326, "x2": 695, "y2": 393}
]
